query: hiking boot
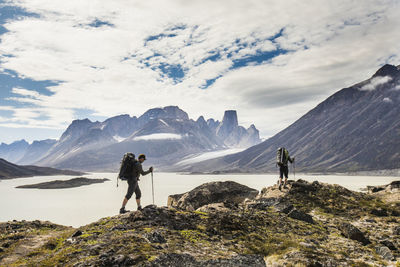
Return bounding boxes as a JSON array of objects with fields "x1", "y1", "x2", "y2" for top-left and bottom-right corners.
[
  {"x1": 278, "y1": 184, "x2": 282, "y2": 191},
  {"x1": 137, "y1": 205, "x2": 143, "y2": 211},
  {"x1": 119, "y1": 207, "x2": 129, "y2": 214},
  {"x1": 283, "y1": 185, "x2": 288, "y2": 189}
]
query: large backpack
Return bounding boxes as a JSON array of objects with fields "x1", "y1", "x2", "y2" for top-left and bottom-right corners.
[
  {"x1": 117, "y1": 153, "x2": 136, "y2": 186},
  {"x1": 276, "y1": 147, "x2": 287, "y2": 166}
]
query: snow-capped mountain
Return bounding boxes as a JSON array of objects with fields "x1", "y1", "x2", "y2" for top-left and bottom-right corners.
[{"x1": 26, "y1": 106, "x2": 261, "y2": 171}]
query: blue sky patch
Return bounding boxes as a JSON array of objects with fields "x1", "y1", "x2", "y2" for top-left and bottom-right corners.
[
  {"x1": 231, "y1": 49, "x2": 288, "y2": 69},
  {"x1": 87, "y1": 18, "x2": 114, "y2": 28},
  {"x1": 0, "y1": 3, "x2": 39, "y2": 35},
  {"x1": 73, "y1": 108, "x2": 106, "y2": 122},
  {"x1": 158, "y1": 63, "x2": 185, "y2": 82},
  {"x1": 0, "y1": 69, "x2": 57, "y2": 108}
]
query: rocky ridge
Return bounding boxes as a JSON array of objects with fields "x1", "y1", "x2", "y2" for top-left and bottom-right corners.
[
  {"x1": 15, "y1": 177, "x2": 110, "y2": 189},
  {"x1": 0, "y1": 180, "x2": 399, "y2": 266},
  {"x1": 0, "y1": 158, "x2": 84, "y2": 179}
]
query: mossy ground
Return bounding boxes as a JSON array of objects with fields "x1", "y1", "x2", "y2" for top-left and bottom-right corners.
[{"x1": 1, "y1": 181, "x2": 399, "y2": 266}]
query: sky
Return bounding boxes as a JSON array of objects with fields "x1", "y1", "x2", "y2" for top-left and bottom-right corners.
[{"x1": 0, "y1": 0, "x2": 399, "y2": 144}]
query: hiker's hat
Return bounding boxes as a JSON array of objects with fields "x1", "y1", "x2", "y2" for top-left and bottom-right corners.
[{"x1": 138, "y1": 154, "x2": 146, "y2": 160}]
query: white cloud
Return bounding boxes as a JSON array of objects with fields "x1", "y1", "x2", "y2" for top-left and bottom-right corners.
[
  {"x1": 0, "y1": 0, "x2": 399, "y2": 139},
  {"x1": 360, "y1": 76, "x2": 392, "y2": 91},
  {"x1": 11, "y1": 87, "x2": 41, "y2": 98}
]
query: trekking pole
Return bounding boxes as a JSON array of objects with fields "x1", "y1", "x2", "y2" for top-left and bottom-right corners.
[
  {"x1": 293, "y1": 159, "x2": 296, "y2": 179},
  {"x1": 151, "y1": 171, "x2": 155, "y2": 205}
]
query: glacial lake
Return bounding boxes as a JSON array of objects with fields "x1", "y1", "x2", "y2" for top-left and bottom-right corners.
[{"x1": 0, "y1": 172, "x2": 398, "y2": 228}]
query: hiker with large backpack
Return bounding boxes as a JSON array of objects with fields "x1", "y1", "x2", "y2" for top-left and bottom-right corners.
[
  {"x1": 276, "y1": 147, "x2": 294, "y2": 190},
  {"x1": 118, "y1": 153, "x2": 153, "y2": 214}
]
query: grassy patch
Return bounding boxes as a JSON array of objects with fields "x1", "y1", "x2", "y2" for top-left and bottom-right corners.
[
  {"x1": 240, "y1": 232, "x2": 300, "y2": 256},
  {"x1": 180, "y1": 230, "x2": 208, "y2": 243}
]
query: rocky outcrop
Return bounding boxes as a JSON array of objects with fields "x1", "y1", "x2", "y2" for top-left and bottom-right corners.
[
  {"x1": 216, "y1": 110, "x2": 239, "y2": 141},
  {"x1": 1, "y1": 180, "x2": 399, "y2": 266},
  {"x1": 167, "y1": 181, "x2": 258, "y2": 211},
  {"x1": 367, "y1": 180, "x2": 400, "y2": 193},
  {"x1": 339, "y1": 223, "x2": 370, "y2": 245},
  {"x1": 15, "y1": 177, "x2": 109, "y2": 189},
  {"x1": 146, "y1": 253, "x2": 265, "y2": 267},
  {"x1": 216, "y1": 110, "x2": 261, "y2": 148}
]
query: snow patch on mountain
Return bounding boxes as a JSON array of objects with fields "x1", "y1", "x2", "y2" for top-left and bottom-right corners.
[
  {"x1": 113, "y1": 135, "x2": 126, "y2": 142},
  {"x1": 133, "y1": 133, "x2": 182, "y2": 141},
  {"x1": 159, "y1": 119, "x2": 169, "y2": 126},
  {"x1": 175, "y1": 148, "x2": 246, "y2": 166}
]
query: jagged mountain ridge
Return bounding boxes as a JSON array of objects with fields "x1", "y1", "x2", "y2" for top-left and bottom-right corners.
[
  {"x1": 16, "y1": 106, "x2": 261, "y2": 171},
  {"x1": 0, "y1": 140, "x2": 29, "y2": 163},
  {"x1": 185, "y1": 64, "x2": 400, "y2": 173}
]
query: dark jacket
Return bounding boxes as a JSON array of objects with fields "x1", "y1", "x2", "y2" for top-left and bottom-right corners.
[{"x1": 132, "y1": 161, "x2": 151, "y2": 180}]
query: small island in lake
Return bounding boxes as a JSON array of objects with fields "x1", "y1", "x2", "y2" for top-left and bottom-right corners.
[{"x1": 16, "y1": 177, "x2": 110, "y2": 189}]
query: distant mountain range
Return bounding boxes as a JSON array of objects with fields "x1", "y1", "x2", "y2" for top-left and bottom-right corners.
[
  {"x1": 0, "y1": 107, "x2": 261, "y2": 171},
  {"x1": 183, "y1": 64, "x2": 400, "y2": 173},
  {"x1": 0, "y1": 158, "x2": 83, "y2": 179}
]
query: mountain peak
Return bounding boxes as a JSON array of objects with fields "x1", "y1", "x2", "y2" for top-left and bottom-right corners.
[
  {"x1": 372, "y1": 64, "x2": 400, "y2": 78},
  {"x1": 70, "y1": 118, "x2": 92, "y2": 126},
  {"x1": 196, "y1": 116, "x2": 206, "y2": 123},
  {"x1": 221, "y1": 110, "x2": 238, "y2": 128},
  {"x1": 139, "y1": 106, "x2": 189, "y2": 122}
]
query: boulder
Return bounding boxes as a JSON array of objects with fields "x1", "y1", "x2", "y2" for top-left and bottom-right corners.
[
  {"x1": 196, "y1": 202, "x2": 230, "y2": 213},
  {"x1": 290, "y1": 179, "x2": 318, "y2": 193},
  {"x1": 339, "y1": 223, "x2": 370, "y2": 245},
  {"x1": 389, "y1": 180, "x2": 400, "y2": 190},
  {"x1": 376, "y1": 246, "x2": 394, "y2": 261},
  {"x1": 72, "y1": 230, "x2": 82, "y2": 237},
  {"x1": 246, "y1": 198, "x2": 279, "y2": 210},
  {"x1": 274, "y1": 202, "x2": 294, "y2": 214},
  {"x1": 167, "y1": 181, "x2": 258, "y2": 211},
  {"x1": 288, "y1": 209, "x2": 314, "y2": 224},
  {"x1": 146, "y1": 253, "x2": 265, "y2": 267},
  {"x1": 371, "y1": 208, "x2": 388, "y2": 217},
  {"x1": 394, "y1": 226, "x2": 400, "y2": 236},
  {"x1": 145, "y1": 230, "x2": 166, "y2": 244},
  {"x1": 380, "y1": 240, "x2": 397, "y2": 251}
]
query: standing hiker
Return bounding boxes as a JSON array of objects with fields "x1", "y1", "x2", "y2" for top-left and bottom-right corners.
[
  {"x1": 120, "y1": 154, "x2": 153, "y2": 214},
  {"x1": 276, "y1": 147, "x2": 294, "y2": 190}
]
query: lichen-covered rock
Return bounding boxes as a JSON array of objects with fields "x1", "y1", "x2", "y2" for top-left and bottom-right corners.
[
  {"x1": 144, "y1": 253, "x2": 265, "y2": 267},
  {"x1": 394, "y1": 226, "x2": 400, "y2": 235},
  {"x1": 1, "y1": 180, "x2": 399, "y2": 267},
  {"x1": 167, "y1": 181, "x2": 258, "y2": 211},
  {"x1": 376, "y1": 246, "x2": 393, "y2": 261},
  {"x1": 288, "y1": 209, "x2": 314, "y2": 224},
  {"x1": 145, "y1": 230, "x2": 166, "y2": 244},
  {"x1": 339, "y1": 223, "x2": 370, "y2": 245},
  {"x1": 196, "y1": 202, "x2": 230, "y2": 213},
  {"x1": 380, "y1": 239, "x2": 397, "y2": 251}
]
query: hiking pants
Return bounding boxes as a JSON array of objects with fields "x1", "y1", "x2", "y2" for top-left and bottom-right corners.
[
  {"x1": 125, "y1": 178, "x2": 141, "y2": 200},
  {"x1": 279, "y1": 165, "x2": 289, "y2": 179}
]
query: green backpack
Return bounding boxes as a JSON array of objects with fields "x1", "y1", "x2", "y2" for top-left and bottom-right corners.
[{"x1": 276, "y1": 147, "x2": 288, "y2": 166}]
